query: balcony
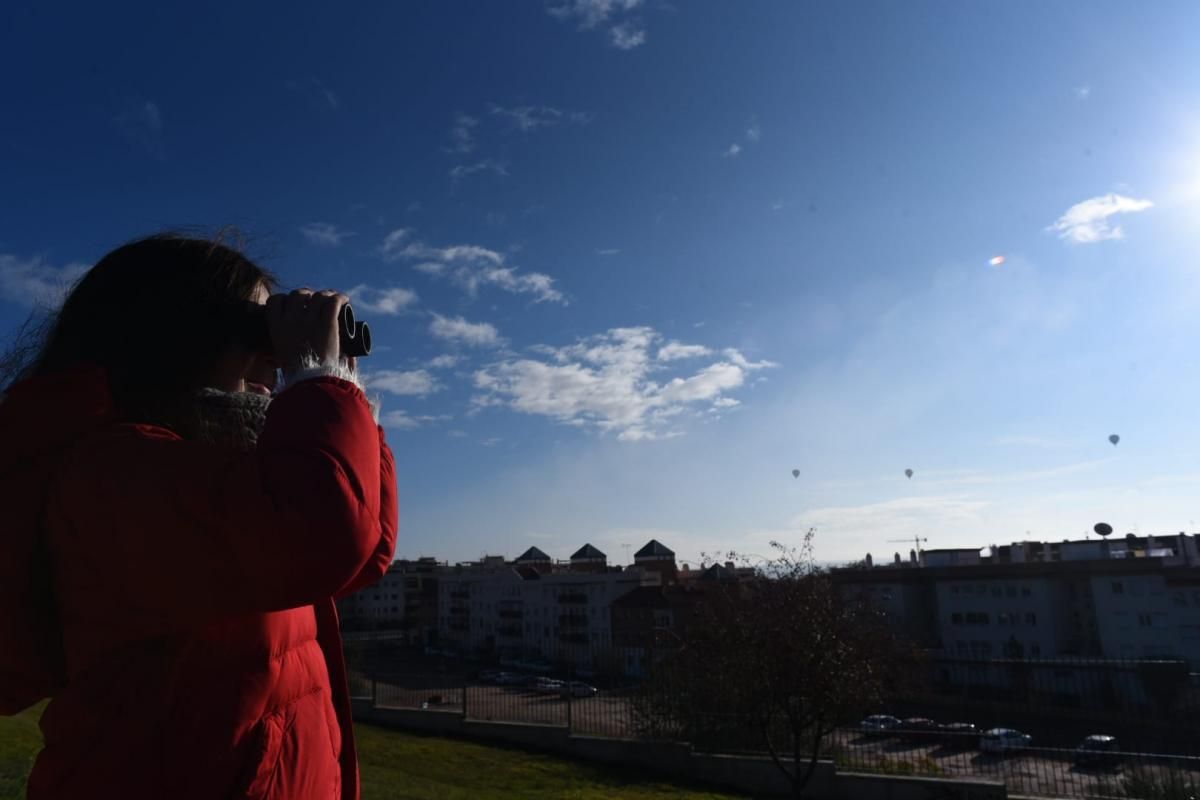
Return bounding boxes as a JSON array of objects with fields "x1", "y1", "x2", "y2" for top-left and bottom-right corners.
[
  {"x1": 559, "y1": 613, "x2": 588, "y2": 627},
  {"x1": 498, "y1": 608, "x2": 523, "y2": 619},
  {"x1": 498, "y1": 625, "x2": 523, "y2": 638},
  {"x1": 449, "y1": 606, "x2": 469, "y2": 616},
  {"x1": 449, "y1": 590, "x2": 470, "y2": 600},
  {"x1": 558, "y1": 593, "x2": 587, "y2": 605}
]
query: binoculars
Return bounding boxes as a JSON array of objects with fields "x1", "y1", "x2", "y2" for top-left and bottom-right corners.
[{"x1": 237, "y1": 302, "x2": 372, "y2": 358}]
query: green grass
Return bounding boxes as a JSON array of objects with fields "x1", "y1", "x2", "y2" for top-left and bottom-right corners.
[{"x1": 1, "y1": 702, "x2": 743, "y2": 800}]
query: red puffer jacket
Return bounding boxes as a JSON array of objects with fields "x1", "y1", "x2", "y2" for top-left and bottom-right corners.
[{"x1": 0, "y1": 365, "x2": 398, "y2": 800}]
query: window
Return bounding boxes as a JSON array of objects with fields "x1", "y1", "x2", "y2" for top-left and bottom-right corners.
[
  {"x1": 951, "y1": 612, "x2": 963, "y2": 625},
  {"x1": 997, "y1": 612, "x2": 1008, "y2": 625},
  {"x1": 1025, "y1": 612, "x2": 1037, "y2": 626},
  {"x1": 1112, "y1": 581, "x2": 1124, "y2": 595},
  {"x1": 1172, "y1": 592, "x2": 1187, "y2": 607},
  {"x1": 1030, "y1": 644, "x2": 1041, "y2": 657},
  {"x1": 1006, "y1": 584, "x2": 1017, "y2": 598},
  {"x1": 991, "y1": 586, "x2": 1003, "y2": 598},
  {"x1": 1021, "y1": 586, "x2": 1032, "y2": 597},
  {"x1": 952, "y1": 585, "x2": 960, "y2": 595},
  {"x1": 1138, "y1": 613, "x2": 1152, "y2": 627}
]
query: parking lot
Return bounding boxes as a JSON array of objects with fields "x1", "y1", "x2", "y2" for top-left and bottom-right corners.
[{"x1": 350, "y1": 669, "x2": 1200, "y2": 798}]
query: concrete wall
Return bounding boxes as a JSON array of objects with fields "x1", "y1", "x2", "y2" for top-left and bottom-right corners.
[{"x1": 353, "y1": 703, "x2": 1006, "y2": 799}]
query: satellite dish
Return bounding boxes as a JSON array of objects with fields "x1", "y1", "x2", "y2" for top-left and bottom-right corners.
[
  {"x1": 1109, "y1": 434, "x2": 1120, "y2": 446},
  {"x1": 904, "y1": 469, "x2": 913, "y2": 479},
  {"x1": 1093, "y1": 522, "x2": 1113, "y2": 538},
  {"x1": 791, "y1": 469, "x2": 800, "y2": 479}
]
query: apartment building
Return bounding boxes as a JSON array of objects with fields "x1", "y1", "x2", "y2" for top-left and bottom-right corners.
[
  {"x1": 436, "y1": 543, "x2": 663, "y2": 673},
  {"x1": 833, "y1": 533, "x2": 1200, "y2": 666},
  {"x1": 335, "y1": 557, "x2": 442, "y2": 641}
]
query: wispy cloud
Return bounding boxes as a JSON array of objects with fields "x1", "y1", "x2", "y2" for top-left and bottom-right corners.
[
  {"x1": 657, "y1": 341, "x2": 712, "y2": 361},
  {"x1": 1048, "y1": 193, "x2": 1153, "y2": 244},
  {"x1": 428, "y1": 354, "x2": 461, "y2": 369},
  {"x1": 430, "y1": 314, "x2": 503, "y2": 347},
  {"x1": 285, "y1": 78, "x2": 339, "y2": 110},
  {"x1": 366, "y1": 369, "x2": 441, "y2": 397},
  {"x1": 299, "y1": 222, "x2": 354, "y2": 246},
  {"x1": 114, "y1": 99, "x2": 164, "y2": 158},
  {"x1": 449, "y1": 160, "x2": 509, "y2": 181},
  {"x1": 610, "y1": 23, "x2": 647, "y2": 49},
  {"x1": 794, "y1": 495, "x2": 990, "y2": 543},
  {"x1": 0, "y1": 254, "x2": 88, "y2": 309},
  {"x1": 383, "y1": 233, "x2": 565, "y2": 304},
  {"x1": 746, "y1": 120, "x2": 761, "y2": 142},
  {"x1": 472, "y1": 327, "x2": 775, "y2": 441},
  {"x1": 548, "y1": 0, "x2": 647, "y2": 50},
  {"x1": 381, "y1": 410, "x2": 451, "y2": 431},
  {"x1": 724, "y1": 143, "x2": 742, "y2": 158},
  {"x1": 488, "y1": 104, "x2": 592, "y2": 132},
  {"x1": 724, "y1": 116, "x2": 761, "y2": 158},
  {"x1": 347, "y1": 284, "x2": 418, "y2": 315},
  {"x1": 380, "y1": 228, "x2": 412, "y2": 260},
  {"x1": 445, "y1": 113, "x2": 478, "y2": 154},
  {"x1": 1074, "y1": 85, "x2": 1091, "y2": 100},
  {"x1": 597, "y1": 248, "x2": 621, "y2": 256}
]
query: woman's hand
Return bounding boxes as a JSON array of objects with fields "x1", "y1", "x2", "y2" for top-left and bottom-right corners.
[{"x1": 264, "y1": 289, "x2": 351, "y2": 377}]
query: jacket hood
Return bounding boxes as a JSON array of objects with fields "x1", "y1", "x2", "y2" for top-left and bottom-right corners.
[{"x1": 0, "y1": 365, "x2": 115, "y2": 713}]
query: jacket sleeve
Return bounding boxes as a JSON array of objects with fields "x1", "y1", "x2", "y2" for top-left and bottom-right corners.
[
  {"x1": 334, "y1": 428, "x2": 398, "y2": 599},
  {"x1": 48, "y1": 377, "x2": 389, "y2": 633}
]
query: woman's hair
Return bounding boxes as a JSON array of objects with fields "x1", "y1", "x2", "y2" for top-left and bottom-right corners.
[{"x1": 2, "y1": 232, "x2": 277, "y2": 421}]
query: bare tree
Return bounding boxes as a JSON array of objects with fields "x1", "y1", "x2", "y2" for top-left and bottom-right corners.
[{"x1": 636, "y1": 529, "x2": 918, "y2": 798}]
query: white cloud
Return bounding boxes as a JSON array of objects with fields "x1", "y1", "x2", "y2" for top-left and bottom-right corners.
[
  {"x1": 428, "y1": 354, "x2": 461, "y2": 369},
  {"x1": 0, "y1": 254, "x2": 89, "y2": 308},
  {"x1": 548, "y1": 0, "x2": 641, "y2": 28},
  {"x1": 712, "y1": 397, "x2": 740, "y2": 409},
  {"x1": 610, "y1": 23, "x2": 647, "y2": 49},
  {"x1": 430, "y1": 314, "x2": 502, "y2": 347},
  {"x1": 488, "y1": 104, "x2": 592, "y2": 132},
  {"x1": 446, "y1": 113, "x2": 478, "y2": 154},
  {"x1": 480, "y1": 437, "x2": 502, "y2": 447},
  {"x1": 793, "y1": 495, "x2": 990, "y2": 545},
  {"x1": 548, "y1": 0, "x2": 647, "y2": 49},
  {"x1": 724, "y1": 143, "x2": 742, "y2": 158},
  {"x1": 746, "y1": 121, "x2": 761, "y2": 142},
  {"x1": 114, "y1": 99, "x2": 164, "y2": 158},
  {"x1": 381, "y1": 409, "x2": 451, "y2": 430},
  {"x1": 449, "y1": 160, "x2": 509, "y2": 181},
  {"x1": 657, "y1": 341, "x2": 712, "y2": 361},
  {"x1": 471, "y1": 326, "x2": 775, "y2": 440},
  {"x1": 385, "y1": 233, "x2": 564, "y2": 304},
  {"x1": 1074, "y1": 85, "x2": 1091, "y2": 100},
  {"x1": 366, "y1": 369, "x2": 441, "y2": 397},
  {"x1": 597, "y1": 248, "x2": 621, "y2": 256},
  {"x1": 1048, "y1": 193, "x2": 1153, "y2": 244},
  {"x1": 286, "y1": 78, "x2": 339, "y2": 110},
  {"x1": 300, "y1": 222, "x2": 354, "y2": 246},
  {"x1": 347, "y1": 285, "x2": 418, "y2": 315},
  {"x1": 379, "y1": 228, "x2": 411, "y2": 260}
]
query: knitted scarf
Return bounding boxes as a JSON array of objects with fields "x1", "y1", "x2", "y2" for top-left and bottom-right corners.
[{"x1": 173, "y1": 388, "x2": 271, "y2": 451}]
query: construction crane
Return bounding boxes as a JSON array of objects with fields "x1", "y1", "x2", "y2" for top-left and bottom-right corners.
[{"x1": 886, "y1": 536, "x2": 928, "y2": 565}]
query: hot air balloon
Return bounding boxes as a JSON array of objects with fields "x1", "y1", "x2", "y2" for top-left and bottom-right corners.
[
  {"x1": 905, "y1": 469, "x2": 913, "y2": 479},
  {"x1": 792, "y1": 469, "x2": 800, "y2": 479},
  {"x1": 1109, "y1": 434, "x2": 1120, "y2": 446}
]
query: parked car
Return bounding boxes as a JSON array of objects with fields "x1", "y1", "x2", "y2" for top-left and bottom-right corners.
[
  {"x1": 535, "y1": 677, "x2": 566, "y2": 694},
  {"x1": 980, "y1": 728, "x2": 1032, "y2": 753},
  {"x1": 859, "y1": 715, "x2": 902, "y2": 735},
  {"x1": 898, "y1": 717, "x2": 939, "y2": 740},
  {"x1": 560, "y1": 681, "x2": 598, "y2": 698},
  {"x1": 1075, "y1": 735, "x2": 1122, "y2": 769},
  {"x1": 938, "y1": 722, "x2": 977, "y2": 747}
]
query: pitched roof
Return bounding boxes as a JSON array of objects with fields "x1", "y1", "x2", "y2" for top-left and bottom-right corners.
[
  {"x1": 570, "y1": 543, "x2": 606, "y2": 560},
  {"x1": 635, "y1": 539, "x2": 675, "y2": 559},
  {"x1": 700, "y1": 563, "x2": 738, "y2": 582},
  {"x1": 516, "y1": 546, "x2": 551, "y2": 562}
]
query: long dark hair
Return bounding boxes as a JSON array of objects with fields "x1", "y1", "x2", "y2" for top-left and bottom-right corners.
[{"x1": 2, "y1": 232, "x2": 277, "y2": 422}]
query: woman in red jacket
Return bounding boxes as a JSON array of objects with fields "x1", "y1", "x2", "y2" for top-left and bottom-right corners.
[{"x1": 0, "y1": 234, "x2": 398, "y2": 799}]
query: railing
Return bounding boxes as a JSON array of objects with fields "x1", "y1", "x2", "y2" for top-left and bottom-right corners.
[
  {"x1": 344, "y1": 642, "x2": 1200, "y2": 799},
  {"x1": 558, "y1": 593, "x2": 587, "y2": 605},
  {"x1": 558, "y1": 613, "x2": 588, "y2": 626}
]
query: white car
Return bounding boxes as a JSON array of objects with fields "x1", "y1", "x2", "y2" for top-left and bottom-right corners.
[
  {"x1": 980, "y1": 728, "x2": 1032, "y2": 753},
  {"x1": 859, "y1": 715, "x2": 901, "y2": 734}
]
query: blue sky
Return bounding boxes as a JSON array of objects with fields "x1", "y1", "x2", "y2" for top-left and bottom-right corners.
[{"x1": 4, "y1": 1, "x2": 1200, "y2": 565}]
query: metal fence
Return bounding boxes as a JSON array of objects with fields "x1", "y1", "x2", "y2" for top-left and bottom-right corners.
[{"x1": 343, "y1": 642, "x2": 1200, "y2": 799}]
